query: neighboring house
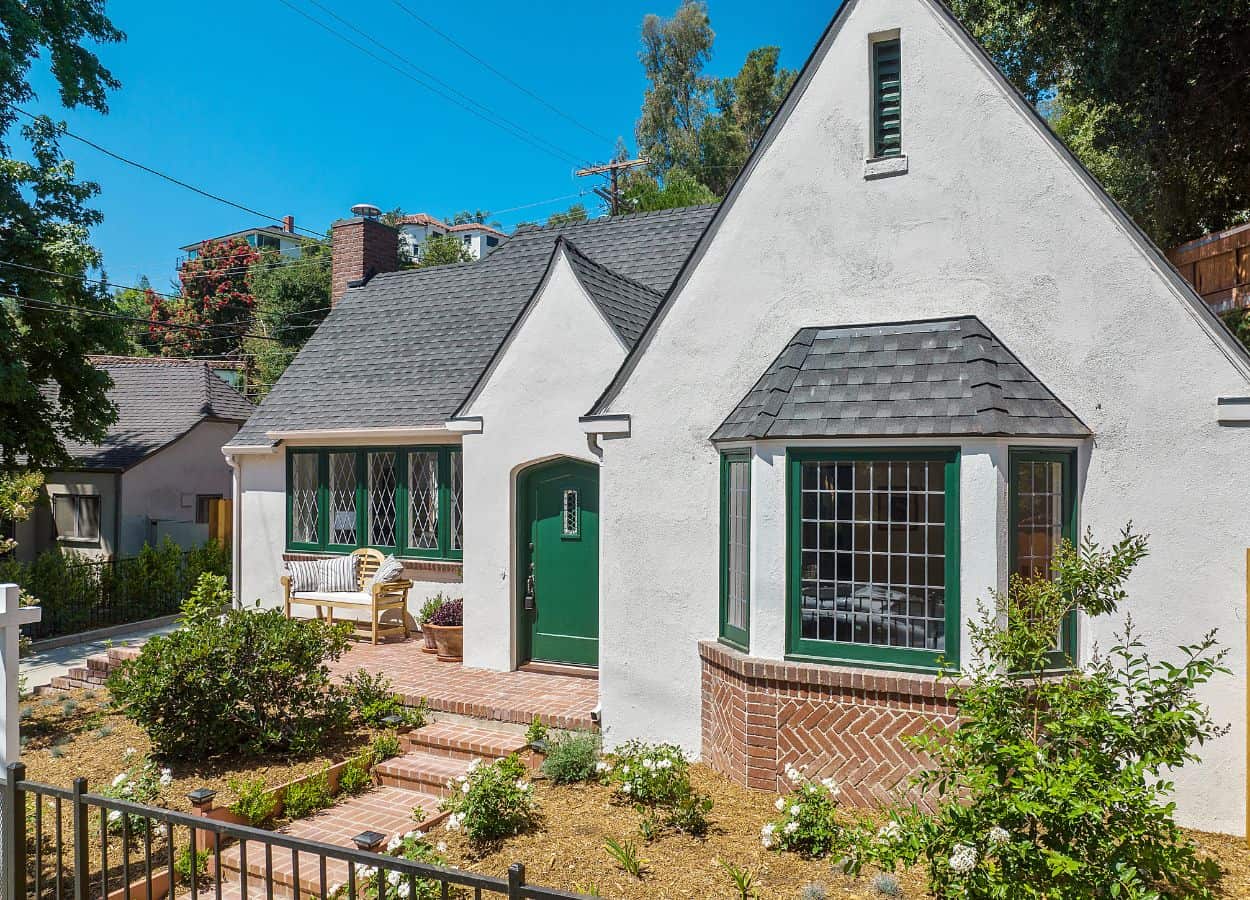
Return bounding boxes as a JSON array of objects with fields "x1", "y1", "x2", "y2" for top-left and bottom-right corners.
[
  {"x1": 1170, "y1": 222, "x2": 1250, "y2": 314},
  {"x1": 396, "y1": 214, "x2": 506, "y2": 262},
  {"x1": 179, "y1": 215, "x2": 304, "y2": 263},
  {"x1": 15, "y1": 357, "x2": 254, "y2": 562},
  {"x1": 227, "y1": 0, "x2": 1250, "y2": 835}
]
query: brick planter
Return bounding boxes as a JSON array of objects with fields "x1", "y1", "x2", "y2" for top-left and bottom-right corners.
[{"x1": 698, "y1": 641, "x2": 959, "y2": 807}]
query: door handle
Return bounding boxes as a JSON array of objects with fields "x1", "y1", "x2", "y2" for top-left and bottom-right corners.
[{"x1": 524, "y1": 546, "x2": 536, "y2": 612}]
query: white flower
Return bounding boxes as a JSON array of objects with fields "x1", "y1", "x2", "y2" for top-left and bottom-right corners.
[
  {"x1": 396, "y1": 883, "x2": 411, "y2": 899},
  {"x1": 107, "y1": 810, "x2": 122, "y2": 824},
  {"x1": 359, "y1": 867, "x2": 377, "y2": 882},
  {"x1": 436, "y1": 842, "x2": 447, "y2": 853},
  {"x1": 988, "y1": 826, "x2": 1011, "y2": 847},
  {"x1": 658, "y1": 759, "x2": 672, "y2": 769},
  {"x1": 409, "y1": 830, "x2": 424, "y2": 840},
  {"x1": 877, "y1": 821, "x2": 901, "y2": 842},
  {"x1": 158, "y1": 772, "x2": 173, "y2": 788},
  {"x1": 328, "y1": 884, "x2": 343, "y2": 897},
  {"x1": 948, "y1": 843, "x2": 978, "y2": 875},
  {"x1": 466, "y1": 758, "x2": 481, "y2": 773},
  {"x1": 621, "y1": 765, "x2": 629, "y2": 775},
  {"x1": 111, "y1": 772, "x2": 129, "y2": 787},
  {"x1": 784, "y1": 821, "x2": 799, "y2": 835},
  {"x1": 122, "y1": 747, "x2": 136, "y2": 760},
  {"x1": 460, "y1": 781, "x2": 470, "y2": 794},
  {"x1": 760, "y1": 823, "x2": 777, "y2": 849},
  {"x1": 642, "y1": 759, "x2": 655, "y2": 770},
  {"x1": 774, "y1": 797, "x2": 786, "y2": 811},
  {"x1": 159, "y1": 767, "x2": 171, "y2": 779},
  {"x1": 386, "y1": 870, "x2": 402, "y2": 886},
  {"x1": 786, "y1": 766, "x2": 802, "y2": 784},
  {"x1": 789, "y1": 804, "x2": 801, "y2": 817},
  {"x1": 445, "y1": 813, "x2": 462, "y2": 832},
  {"x1": 621, "y1": 783, "x2": 631, "y2": 795},
  {"x1": 456, "y1": 774, "x2": 467, "y2": 784},
  {"x1": 821, "y1": 777, "x2": 840, "y2": 796},
  {"x1": 386, "y1": 836, "x2": 403, "y2": 853}
]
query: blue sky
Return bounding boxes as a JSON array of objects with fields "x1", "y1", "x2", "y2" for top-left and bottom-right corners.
[{"x1": 25, "y1": 1, "x2": 837, "y2": 290}]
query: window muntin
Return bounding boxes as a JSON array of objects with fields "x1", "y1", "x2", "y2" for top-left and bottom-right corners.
[
  {"x1": 720, "y1": 453, "x2": 751, "y2": 650},
  {"x1": 53, "y1": 494, "x2": 101, "y2": 542},
  {"x1": 561, "y1": 489, "x2": 580, "y2": 538},
  {"x1": 1009, "y1": 449, "x2": 1077, "y2": 658},
  {"x1": 450, "y1": 450, "x2": 463, "y2": 552},
  {"x1": 788, "y1": 449, "x2": 959, "y2": 671},
  {"x1": 288, "y1": 447, "x2": 462, "y2": 558},
  {"x1": 872, "y1": 38, "x2": 902, "y2": 158}
]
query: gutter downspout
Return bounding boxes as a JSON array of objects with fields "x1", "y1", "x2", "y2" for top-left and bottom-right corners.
[{"x1": 225, "y1": 452, "x2": 242, "y2": 608}]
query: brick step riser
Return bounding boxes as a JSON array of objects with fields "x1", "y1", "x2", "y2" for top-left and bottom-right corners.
[
  {"x1": 374, "y1": 768, "x2": 457, "y2": 799},
  {"x1": 398, "y1": 734, "x2": 524, "y2": 762}
]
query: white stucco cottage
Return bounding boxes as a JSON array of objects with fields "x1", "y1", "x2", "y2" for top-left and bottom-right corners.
[{"x1": 226, "y1": 0, "x2": 1250, "y2": 835}]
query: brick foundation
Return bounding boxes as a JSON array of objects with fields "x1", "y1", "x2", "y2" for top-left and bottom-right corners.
[{"x1": 699, "y1": 640, "x2": 957, "y2": 806}]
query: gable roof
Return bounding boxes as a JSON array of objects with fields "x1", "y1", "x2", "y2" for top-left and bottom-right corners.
[
  {"x1": 562, "y1": 239, "x2": 664, "y2": 347},
  {"x1": 64, "y1": 357, "x2": 254, "y2": 470},
  {"x1": 589, "y1": 0, "x2": 1250, "y2": 417},
  {"x1": 712, "y1": 317, "x2": 1090, "y2": 441},
  {"x1": 228, "y1": 205, "x2": 717, "y2": 447}
]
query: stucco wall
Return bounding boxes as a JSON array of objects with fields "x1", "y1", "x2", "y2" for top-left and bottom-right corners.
[
  {"x1": 598, "y1": 0, "x2": 1250, "y2": 833},
  {"x1": 119, "y1": 420, "x2": 239, "y2": 556},
  {"x1": 460, "y1": 250, "x2": 626, "y2": 671}
]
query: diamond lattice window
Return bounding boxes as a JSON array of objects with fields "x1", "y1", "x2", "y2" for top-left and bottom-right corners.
[
  {"x1": 450, "y1": 451, "x2": 463, "y2": 551},
  {"x1": 408, "y1": 451, "x2": 439, "y2": 550},
  {"x1": 291, "y1": 453, "x2": 320, "y2": 544},
  {"x1": 329, "y1": 452, "x2": 357, "y2": 545},
  {"x1": 562, "y1": 489, "x2": 579, "y2": 537},
  {"x1": 368, "y1": 452, "x2": 398, "y2": 547}
]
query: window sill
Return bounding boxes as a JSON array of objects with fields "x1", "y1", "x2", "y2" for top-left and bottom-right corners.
[
  {"x1": 863, "y1": 154, "x2": 908, "y2": 180},
  {"x1": 784, "y1": 651, "x2": 945, "y2": 676}
]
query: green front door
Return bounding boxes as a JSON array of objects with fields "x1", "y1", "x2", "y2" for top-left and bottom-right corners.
[{"x1": 518, "y1": 459, "x2": 599, "y2": 667}]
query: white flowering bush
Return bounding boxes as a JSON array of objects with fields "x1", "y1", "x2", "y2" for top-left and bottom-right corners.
[
  {"x1": 340, "y1": 831, "x2": 451, "y2": 900},
  {"x1": 437, "y1": 754, "x2": 539, "y2": 844},
  {"x1": 760, "y1": 764, "x2": 845, "y2": 858},
  {"x1": 102, "y1": 752, "x2": 173, "y2": 834},
  {"x1": 847, "y1": 529, "x2": 1227, "y2": 899},
  {"x1": 601, "y1": 741, "x2": 712, "y2": 837}
]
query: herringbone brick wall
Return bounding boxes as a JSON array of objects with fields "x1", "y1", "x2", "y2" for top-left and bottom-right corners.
[{"x1": 699, "y1": 641, "x2": 958, "y2": 806}]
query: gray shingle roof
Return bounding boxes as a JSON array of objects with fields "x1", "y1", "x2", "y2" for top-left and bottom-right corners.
[
  {"x1": 712, "y1": 317, "x2": 1091, "y2": 441},
  {"x1": 64, "y1": 357, "x2": 254, "y2": 470},
  {"x1": 561, "y1": 239, "x2": 664, "y2": 347},
  {"x1": 230, "y1": 205, "x2": 717, "y2": 446}
]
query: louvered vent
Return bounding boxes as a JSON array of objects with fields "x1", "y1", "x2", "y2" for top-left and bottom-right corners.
[{"x1": 873, "y1": 38, "x2": 902, "y2": 157}]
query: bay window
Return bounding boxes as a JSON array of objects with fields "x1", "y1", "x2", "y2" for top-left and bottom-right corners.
[
  {"x1": 719, "y1": 452, "x2": 751, "y2": 651},
  {"x1": 287, "y1": 446, "x2": 463, "y2": 559}
]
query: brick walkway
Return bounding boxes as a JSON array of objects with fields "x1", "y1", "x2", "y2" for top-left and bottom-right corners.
[{"x1": 330, "y1": 640, "x2": 598, "y2": 731}]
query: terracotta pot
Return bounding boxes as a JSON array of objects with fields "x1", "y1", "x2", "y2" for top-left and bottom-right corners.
[
  {"x1": 424, "y1": 624, "x2": 463, "y2": 661},
  {"x1": 420, "y1": 626, "x2": 439, "y2": 654}
]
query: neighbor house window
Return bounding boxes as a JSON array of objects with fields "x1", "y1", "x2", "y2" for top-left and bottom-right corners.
[
  {"x1": 872, "y1": 37, "x2": 902, "y2": 158},
  {"x1": 195, "y1": 494, "x2": 221, "y2": 525},
  {"x1": 52, "y1": 493, "x2": 101, "y2": 542},
  {"x1": 1009, "y1": 448, "x2": 1077, "y2": 660},
  {"x1": 287, "y1": 447, "x2": 462, "y2": 559},
  {"x1": 787, "y1": 449, "x2": 959, "y2": 671},
  {"x1": 719, "y1": 452, "x2": 751, "y2": 651}
]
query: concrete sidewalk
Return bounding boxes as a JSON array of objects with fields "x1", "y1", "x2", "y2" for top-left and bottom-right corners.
[{"x1": 21, "y1": 620, "x2": 177, "y2": 691}]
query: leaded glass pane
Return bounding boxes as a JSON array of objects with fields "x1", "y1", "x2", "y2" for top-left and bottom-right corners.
[
  {"x1": 798, "y1": 458, "x2": 946, "y2": 651},
  {"x1": 726, "y1": 458, "x2": 750, "y2": 633},
  {"x1": 1014, "y1": 461, "x2": 1063, "y2": 579},
  {"x1": 368, "y1": 452, "x2": 398, "y2": 547},
  {"x1": 408, "y1": 451, "x2": 439, "y2": 550},
  {"x1": 562, "y1": 489, "x2": 579, "y2": 536},
  {"x1": 329, "y1": 452, "x2": 357, "y2": 545},
  {"x1": 450, "y1": 450, "x2": 463, "y2": 551},
  {"x1": 291, "y1": 453, "x2": 320, "y2": 544}
]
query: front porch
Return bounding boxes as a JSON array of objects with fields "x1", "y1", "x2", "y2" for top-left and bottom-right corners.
[{"x1": 328, "y1": 639, "x2": 599, "y2": 731}]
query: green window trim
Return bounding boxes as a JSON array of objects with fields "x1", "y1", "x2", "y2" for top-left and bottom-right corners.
[
  {"x1": 1008, "y1": 447, "x2": 1079, "y2": 666},
  {"x1": 285, "y1": 446, "x2": 463, "y2": 560},
  {"x1": 872, "y1": 37, "x2": 902, "y2": 159},
  {"x1": 719, "y1": 452, "x2": 752, "y2": 652},
  {"x1": 785, "y1": 448, "x2": 961, "y2": 674}
]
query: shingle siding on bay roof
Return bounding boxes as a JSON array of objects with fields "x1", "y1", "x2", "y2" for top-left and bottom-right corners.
[
  {"x1": 228, "y1": 205, "x2": 717, "y2": 447},
  {"x1": 712, "y1": 317, "x2": 1092, "y2": 441}
]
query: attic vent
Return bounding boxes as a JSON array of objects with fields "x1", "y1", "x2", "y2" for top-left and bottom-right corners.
[{"x1": 872, "y1": 38, "x2": 902, "y2": 158}]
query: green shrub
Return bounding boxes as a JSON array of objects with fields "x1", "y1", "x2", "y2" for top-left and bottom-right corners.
[
  {"x1": 417, "y1": 594, "x2": 447, "y2": 625},
  {"x1": 367, "y1": 831, "x2": 452, "y2": 900},
  {"x1": 342, "y1": 669, "x2": 426, "y2": 728},
  {"x1": 369, "y1": 732, "x2": 402, "y2": 765},
  {"x1": 602, "y1": 741, "x2": 712, "y2": 836},
  {"x1": 540, "y1": 732, "x2": 600, "y2": 784},
  {"x1": 181, "y1": 573, "x2": 231, "y2": 626},
  {"x1": 282, "y1": 769, "x2": 332, "y2": 820},
  {"x1": 174, "y1": 846, "x2": 209, "y2": 886},
  {"x1": 103, "y1": 758, "x2": 172, "y2": 833},
  {"x1": 108, "y1": 602, "x2": 351, "y2": 759},
  {"x1": 338, "y1": 756, "x2": 372, "y2": 795},
  {"x1": 846, "y1": 529, "x2": 1227, "y2": 899},
  {"x1": 439, "y1": 754, "x2": 539, "y2": 844},
  {"x1": 525, "y1": 716, "x2": 548, "y2": 745},
  {"x1": 760, "y1": 766, "x2": 844, "y2": 858},
  {"x1": 604, "y1": 837, "x2": 647, "y2": 879},
  {"x1": 228, "y1": 776, "x2": 277, "y2": 827}
]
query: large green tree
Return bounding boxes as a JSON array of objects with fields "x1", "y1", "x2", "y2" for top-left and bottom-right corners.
[
  {"x1": 244, "y1": 242, "x2": 331, "y2": 399},
  {"x1": 0, "y1": 3, "x2": 126, "y2": 470},
  {"x1": 949, "y1": 0, "x2": 1250, "y2": 246}
]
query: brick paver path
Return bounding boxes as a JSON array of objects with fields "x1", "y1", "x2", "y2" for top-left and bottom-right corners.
[{"x1": 330, "y1": 640, "x2": 598, "y2": 731}]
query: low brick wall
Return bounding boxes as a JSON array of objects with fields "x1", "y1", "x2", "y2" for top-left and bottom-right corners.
[{"x1": 699, "y1": 640, "x2": 958, "y2": 806}]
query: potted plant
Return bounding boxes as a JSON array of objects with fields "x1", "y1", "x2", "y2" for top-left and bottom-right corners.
[
  {"x1": 422, "y1": 598, "x2": 463, "y2": 661},
  {"x1": 417, "y1": 594, "x2": 447, "y2": 654}
]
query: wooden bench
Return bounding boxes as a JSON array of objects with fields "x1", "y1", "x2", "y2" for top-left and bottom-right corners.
[{"x1": 281, "y1": 548, "x2": 411, "y2": 644}]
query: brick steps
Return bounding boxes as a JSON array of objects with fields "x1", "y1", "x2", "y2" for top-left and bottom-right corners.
[
  {"x1": 375, "y1": 751, "x2": 473, "y2": 797},
  {"x1": 43, "y1": 646, "x2": 141, "y2": 693},
  {"x1": 400, "y1": 720, "x2": 528, "y2": 761}
]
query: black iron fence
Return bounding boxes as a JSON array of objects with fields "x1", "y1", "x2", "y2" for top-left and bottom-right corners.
[
  {"x1": 5, "y1": 764, "x2": 589, "y2": 900},
  {"x1": 0, "y1": 541, "x2": 229, "y2": 641}
]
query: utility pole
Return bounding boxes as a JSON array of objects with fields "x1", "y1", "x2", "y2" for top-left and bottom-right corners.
[{"x1": 575, "y1": 158, "x2": 648, "y2": 216}]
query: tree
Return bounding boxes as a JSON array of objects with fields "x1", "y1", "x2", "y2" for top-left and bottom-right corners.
[
  {"x1": 546, "y1": 204, "x2": 590, "y2": 227},
  {"x1": 418, "y1": 233, "x2": 474, "y2": 267},
  {"x1": 622, "y1": 166, "x2": 717, "y2": 213},
  {"x1": 450, "y1": 209, "x2": 500, "y2": 229},
  {"x1": 244, "y1": 242, "x2": 332, "y2": 398},
  {"x1": 147, "y1": 238, "x2": 260, "y2": 357},
  {"x1": 0, "y1": 3, "x2": 126, "y2": 471},
  {"x1": 113, "y1": 276, "x2": 159, "y2": 355},
  {"x1": 948, "y1": 0, "x2": 1250, "y2": 245}
]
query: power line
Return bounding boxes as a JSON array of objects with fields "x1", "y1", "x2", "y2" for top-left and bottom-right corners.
[
  {"x1": 386, "y1": 0, "x2": 615, "y2": 146},
  {"x1": 272, "y1": 0, "x2": 590, "y2": 168},
  {"x1": 12, "y1": 108, "x2": 327, "y2": 240}
]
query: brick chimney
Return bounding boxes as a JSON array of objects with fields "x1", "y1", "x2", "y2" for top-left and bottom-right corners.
[
  {"x1": 331, "y1": 206, "x2": 399, "y2": 306},
  {"x1": 282, "y1": 215, "x2": 295, "y2": 234}
]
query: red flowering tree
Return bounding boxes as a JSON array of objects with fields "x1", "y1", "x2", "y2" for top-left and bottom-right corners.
[{"x1": 148, "y1": 237, "x2": 260, "y2": 356}]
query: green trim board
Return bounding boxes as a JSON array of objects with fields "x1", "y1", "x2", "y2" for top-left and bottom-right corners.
[
  {"x1": 284, "y1": 445, "x2": 463, "y2": 560},
  {"x1": 785, "y1": 448, "x2": 961, "y2": 673},
  {"x1": 1008, "y1": 447, "x2": 1079, "y2": 663},
  {"x1": 719, "y1": 451, "x2": 751, "y2": 652}
]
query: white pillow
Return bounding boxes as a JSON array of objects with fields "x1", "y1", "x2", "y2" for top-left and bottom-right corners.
[
  {"x1": 373, "y1": 555, "x2": 405, "y2": 585},
  {"x1": 287, "y1": 560, "x2": 319, "y2": 593},
  {"x1": 318, "y1": 555, "x2": 358, "y2": 592}
]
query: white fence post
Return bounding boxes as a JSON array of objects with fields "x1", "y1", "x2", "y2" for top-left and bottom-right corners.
[{"x1": 0, "y1": 585, "x2": 39, "y2": 770}]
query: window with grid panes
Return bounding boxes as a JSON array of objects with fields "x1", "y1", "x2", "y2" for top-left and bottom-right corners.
[
  {"x1": 1009, "y1": 449, "x2": 1077, "y2": 660},
  {"x1": 719, "y1": 453, "x2": 751, "y2": 650},
  {"x1": 788, "y1": 449, "x2": 959, "y2": 670}
]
